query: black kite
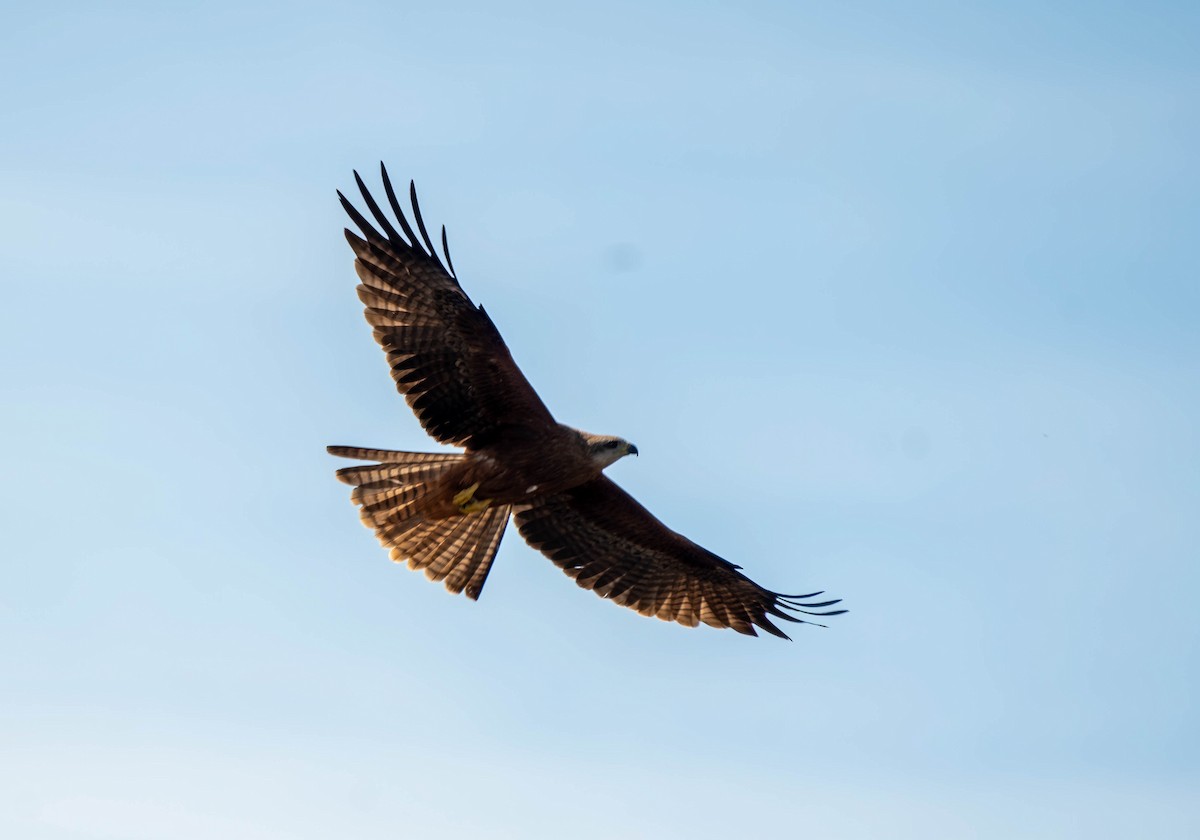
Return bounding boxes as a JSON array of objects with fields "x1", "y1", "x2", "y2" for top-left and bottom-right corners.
[{"x1": 328, "y1": 165, "x2": 846, "y2": 639}]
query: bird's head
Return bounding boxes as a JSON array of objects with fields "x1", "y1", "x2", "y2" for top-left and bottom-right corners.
[{"x1": 582, "y1": 433, "x2": 638, "y2": 469}]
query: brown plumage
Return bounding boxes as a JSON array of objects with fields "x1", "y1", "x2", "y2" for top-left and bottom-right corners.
[{"x1": 328, "y1": 164, "x2": 846, "y2": 638}]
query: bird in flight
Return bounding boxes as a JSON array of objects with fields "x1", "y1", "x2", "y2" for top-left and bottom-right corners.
[{"x1": 328, "y1": 165, "x2": 846, "y2": 638}]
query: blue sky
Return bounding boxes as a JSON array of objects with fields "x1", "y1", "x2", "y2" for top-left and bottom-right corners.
[{"x1": 2, "y1": 1, "x2": 1198, "y2": 837}]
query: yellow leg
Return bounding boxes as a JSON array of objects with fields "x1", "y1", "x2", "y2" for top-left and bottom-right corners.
[{"x1": 453, "y1": 482, "x2": 493, "y2": 514}]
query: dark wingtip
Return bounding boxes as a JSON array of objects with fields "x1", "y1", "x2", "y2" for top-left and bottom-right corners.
[
  {"x1": 782, "y1": 598, "x2": 842, "y2": 609},
  {"x1": 338, "y1": 185, "x2": 383, "y2": 241},
  {"x1": 408, "y1": 179, "x2": 449, "y2": 274},
  {"x1": 354, "y1": 168, "x2": 405, "y2": 244},
  {"x1": 379, "y1": 163, "x2": 422, "y2": 248},
  {"x1": 346, "y1": 164, "x2": 459, "y2": 282},
  {"x1": 772, "y1": 590, "x2": 847, "y2": 630},
  {"x1": 441, "y1": 224, "x2": 457, "y2": 279}
]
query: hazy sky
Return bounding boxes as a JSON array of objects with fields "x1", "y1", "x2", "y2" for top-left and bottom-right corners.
[{"x1": 3, "y1": 2, "x2": 1198, "y2": 837}]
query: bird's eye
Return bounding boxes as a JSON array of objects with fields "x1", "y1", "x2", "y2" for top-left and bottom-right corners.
[{"x1": 605, "y1": 440, "x2": 620, "y2": 449}]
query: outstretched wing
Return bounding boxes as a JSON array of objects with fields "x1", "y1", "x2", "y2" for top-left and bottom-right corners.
[
  {"x1": 339, "y1": 164, "x2": 557, "y2": 450},
  {"x1": 514, "y1": 478, "x2": 846, "y2": 639}
]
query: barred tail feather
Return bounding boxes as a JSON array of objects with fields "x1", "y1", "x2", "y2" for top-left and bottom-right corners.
[
  {"x1": 390, "y1": 504, "x2": 510, "y2": 599},
  {"x1": 327, "y1": 445, "x2": 511, "y2": 599}
]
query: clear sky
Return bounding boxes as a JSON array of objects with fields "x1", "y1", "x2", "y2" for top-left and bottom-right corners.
[{"x1": 2, "y1": 1, "x2": 1198, "y2": 837}]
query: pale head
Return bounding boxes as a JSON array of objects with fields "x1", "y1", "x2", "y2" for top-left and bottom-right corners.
[{"x1": 580, "y1": 432, "x2": 639, "y2": 469}]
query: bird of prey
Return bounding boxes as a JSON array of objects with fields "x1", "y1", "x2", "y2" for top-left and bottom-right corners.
[{"x1": 327, "y1": 165, "x2": 846, "y2": 639}]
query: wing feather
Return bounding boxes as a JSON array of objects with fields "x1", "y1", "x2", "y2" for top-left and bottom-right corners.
[
  {"x1": 514, "y1": 478, "x2": 845, "y2": 639},
  {"x1": 380, "y1": 163, "x2": 427, "y2": 268},
  {"x1": 339, "y1": 168, "x2": 557, "y2": 449}
]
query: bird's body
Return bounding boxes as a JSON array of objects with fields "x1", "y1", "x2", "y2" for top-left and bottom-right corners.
[
  {"x1": 328, "y1": 165, "x2": 845, "y2": 638},
  {"x1": 346, "y1": 426, "x2": 628, "y2": 520}
]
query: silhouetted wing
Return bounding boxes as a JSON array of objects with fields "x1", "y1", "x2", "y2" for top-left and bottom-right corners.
[
  {"x1": 514, "y1": 478, "x2": 846, "y2": 639},
  {"x1": 339, "y1": 164, "x2": 557, "y2": 449}
]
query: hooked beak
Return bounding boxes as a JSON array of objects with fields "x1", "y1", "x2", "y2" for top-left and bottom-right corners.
[{"x1": 626, "y1": 443, "x2": 639, "y2": 457}]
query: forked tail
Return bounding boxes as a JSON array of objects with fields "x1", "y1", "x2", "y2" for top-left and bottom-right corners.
[{"x1": 327, "y1": 446, "x2": 511, "y2": 599}]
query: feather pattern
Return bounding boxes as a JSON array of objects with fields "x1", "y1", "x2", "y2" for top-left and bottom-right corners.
[
  {"x1": 339, "y1": 165, "x2": 557, "y2": 450},
  {"x1": 328, "y1": 446, "x2": 511, "y2": 600},
  {"x1": 514, "y1": 477, "x2": 846, "y2": 639}
]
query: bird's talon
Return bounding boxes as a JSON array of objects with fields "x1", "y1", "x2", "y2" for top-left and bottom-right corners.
[
  {"x1": 453, "y1": 482, "x2": 492, "y2": 513},
  {"x1": 452, "y1": 482, "x2": 480, "y2": 507}
]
